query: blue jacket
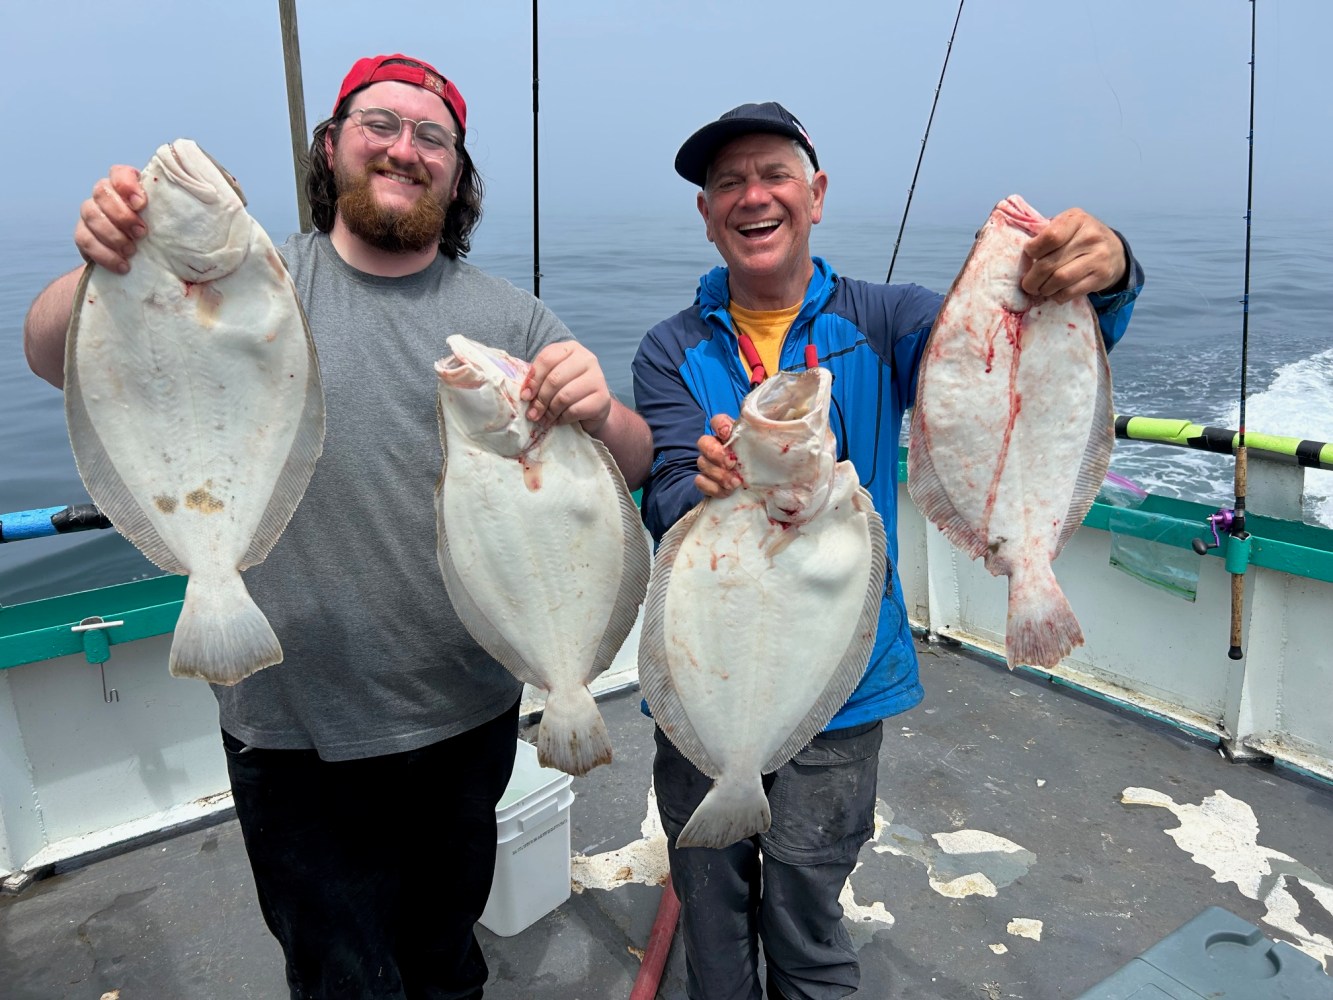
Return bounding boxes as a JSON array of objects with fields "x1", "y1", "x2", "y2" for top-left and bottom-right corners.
[{"x1": 632, "y1": 252, "x2": 1144, "y2": 730}]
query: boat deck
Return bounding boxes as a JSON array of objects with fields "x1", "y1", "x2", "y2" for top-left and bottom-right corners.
[{"x1": 4, "y1": 636, "x2": 1332, "y2": 999}]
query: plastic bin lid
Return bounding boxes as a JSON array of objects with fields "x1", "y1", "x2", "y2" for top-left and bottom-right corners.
[{"x1": 496, "y1": 739, "x2": 573, "y2": 819}]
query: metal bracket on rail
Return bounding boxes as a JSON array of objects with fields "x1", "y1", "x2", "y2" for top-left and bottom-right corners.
[{"x1": 71, "y1": 617, "x2": 124, "y2": 703}]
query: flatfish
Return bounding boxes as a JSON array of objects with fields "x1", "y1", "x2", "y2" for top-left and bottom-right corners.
[
  {"x1": 639, "y1": 368, "x2": 887, "y2": 849},
  {"x1": 908, "y1": 194, "x2": 1113, "y2": 668},
  {"x1": 434, "y1": 334, "x2": 651, "y2": 777},
  {"x1": 65, "y1": 139, "x2": 323, "y2": 685}
]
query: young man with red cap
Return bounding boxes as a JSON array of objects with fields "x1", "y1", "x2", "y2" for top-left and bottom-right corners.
[
  {"x1": 632, "y1": 102, "x2": 1145, "y2": 999},
  {"x1": 24, "y1": 54, "x2": 651, "y2": 999}
]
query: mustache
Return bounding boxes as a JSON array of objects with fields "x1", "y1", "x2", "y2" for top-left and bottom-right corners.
[
  {"x1": 367, "y1": 159, "x2": 432, "y2": 187},
  {"x1": 367, "y1": 161, "x2": 429, "y2": 182}
]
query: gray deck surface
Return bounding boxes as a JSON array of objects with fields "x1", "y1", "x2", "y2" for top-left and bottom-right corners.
[{"x1": 3, "y1": 637, "x2": 1332, "y2": 999}]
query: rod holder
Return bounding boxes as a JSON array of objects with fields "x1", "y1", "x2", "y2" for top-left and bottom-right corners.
[{"x1": 1224, "y1": 532, "x2": 1252, "y2": 576}]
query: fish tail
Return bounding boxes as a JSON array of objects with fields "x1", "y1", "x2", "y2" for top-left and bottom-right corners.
[
  {"x1": 169, "y1": 573, "x2": 282, "y2": 685},
  {"x1": 1005, "y1": 562, "x2": 1084, "y2": 670},
  {"x1": 536, "y1": 685, "x2": 613, "y2": 776},
  {"x1": 676, "y1": 776, "x2": 771, "y2": 850}
]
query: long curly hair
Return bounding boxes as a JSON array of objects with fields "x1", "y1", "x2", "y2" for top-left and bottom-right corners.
[{"x1": 304, "y1": 112, "x2": 484, "y2": 259}]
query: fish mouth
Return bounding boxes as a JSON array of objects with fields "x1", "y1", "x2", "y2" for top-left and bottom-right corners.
[
  {"x1": 169, "y1": 143, "x2": 248, "y2": 204},
  {"x1": 434, "y1": 354, "x2": 486, "y2": 388},
  {"x1": 747, "y1": 368, "x2": 830, "y2": 426},
  {"x1": 996, "y1": 195, "x2": 1044, "y2": 237},
  {"x1": 442, "y1": 335, "x2": 528, "y2": 382},
  {"x1": 156, "y1": 140, "x2": 222, "y2": 205},
  {"x1": 730, "y1": 368, "x2": 832, "y2": 453}
]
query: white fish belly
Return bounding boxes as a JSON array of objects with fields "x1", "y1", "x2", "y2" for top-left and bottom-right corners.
[
  {"x1": 917, "y1": 294, "x2": 1101, "y2": 565},
  {"x1": 442, "y1": 430, "x2": 626, "y2": 686},
  {"x1": 70, "y1": 246, "x2": 314, "y2": 579},
  {"x1": 662, "y1": 497, "x2": 872, "y2": 774}
]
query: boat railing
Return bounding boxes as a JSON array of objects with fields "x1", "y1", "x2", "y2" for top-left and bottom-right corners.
[{"x1": 2, "y1": 421, "x2": 1332, "y2": 882}]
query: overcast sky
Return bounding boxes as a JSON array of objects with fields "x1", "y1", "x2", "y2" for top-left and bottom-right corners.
[{"x1": 3, "y1": 0, "x2": 1329, "y2": 236}]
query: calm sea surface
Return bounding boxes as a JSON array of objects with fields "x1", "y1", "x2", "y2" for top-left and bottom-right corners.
[{"x1": 3, "y1": 206, "x2": 1331, "y2": 605}]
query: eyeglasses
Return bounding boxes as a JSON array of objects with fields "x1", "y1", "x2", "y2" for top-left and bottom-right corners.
[{"x1": 345, "y1": 107, "x2": 458, "y2": 160}]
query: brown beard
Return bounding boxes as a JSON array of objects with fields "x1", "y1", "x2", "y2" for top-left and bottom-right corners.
[{"x1": 334, "y1": 161, "x2": 449, "y2": 254}]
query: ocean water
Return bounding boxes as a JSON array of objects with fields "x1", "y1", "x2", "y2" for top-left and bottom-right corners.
[{"x1": 3, "y1": 206, "x2": 1331, "y2": 606}]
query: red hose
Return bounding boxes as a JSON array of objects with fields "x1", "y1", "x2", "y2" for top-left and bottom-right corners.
[{"x1": 629, "y1": 875, "x2": 680, "y2": 1000}]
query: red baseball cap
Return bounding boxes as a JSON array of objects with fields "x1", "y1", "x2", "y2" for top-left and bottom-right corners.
[{"x1": 333, "y1": 54, "x2": 467, "y2": 134}]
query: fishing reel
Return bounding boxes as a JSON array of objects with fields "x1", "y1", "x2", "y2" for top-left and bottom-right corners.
[
  {"x1": 1191, "y1": 508, "x2": 1236, "y2": 555},
  {"x1": 1192, "y1": 506, "x2": 1252, "y2": 661}
]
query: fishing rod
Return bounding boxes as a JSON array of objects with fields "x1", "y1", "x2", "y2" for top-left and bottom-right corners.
[
  {"x1": 532, "y1": 0, "x2": 543, "y2": 299},
  {"x1": 857, "y1": 1, "x2": 966, "y2": 487},
  {"x1": 885, "y1": 0, "x2": 965, "y2": 283},
  {"x1": 0, "y1": 504, "x2": 111, "y2": 543},
  {"x1": 1204, "y1": 0, "x2": 1258, "y2": 661}
]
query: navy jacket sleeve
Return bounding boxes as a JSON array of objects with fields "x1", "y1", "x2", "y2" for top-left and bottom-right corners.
[
  {"x1": 632, "y1": 321, "x2": 708, "y2": 543},
  {"x1": 1088, "y1": 230, "x2": 1146, "y2": 350}
]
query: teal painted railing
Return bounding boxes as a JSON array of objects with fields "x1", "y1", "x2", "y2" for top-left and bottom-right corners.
[{"x1": 2, "y1": 461, "x2": 1331, "y2": 671}]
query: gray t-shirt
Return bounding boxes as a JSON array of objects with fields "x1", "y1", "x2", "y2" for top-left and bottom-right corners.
[{"x1": 213, "y1": 232, "x2": 571, "y2": 760}]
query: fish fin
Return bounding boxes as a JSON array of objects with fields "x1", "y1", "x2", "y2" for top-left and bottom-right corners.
[
  {"x1": 1057, "y1": 332, "x2": 1114, "y2": 558},
  {"x1": 536, "y1": 684, "x2": 613, "y2": 776},
  {"x1": 241, "y1": 293, "x2": 325, "y2": 568},
  {"x1": 638, "y1": 502, "x2": 720, "y2": 778},
  {"x1": 63, "y1": 264, "x2": 94, "y2": 381},
  {"x1": 586, "y1": 435, "x2": 652, "y2": 680},
  {"x1": 1005, "y1": 560, "x2": 1083, "y2": 669},
  {"x1": 907, "y1": 411, "x2": 989, "y2": 560},
  {"x1": 762, "y1": 484, "x2": 889, "y2": 772},
  {"x1": 65, "y1": 280, "x2": 188, "y2": 575},
  {"x1": 169, "y1": 572, "x2": 282, "y2": 684},
  {"x1": 433, "y1": 431, "x2": 547, "y2": 689},
  {"x1": 677, "y1": 775, "x2": 771, "y2": 850}
]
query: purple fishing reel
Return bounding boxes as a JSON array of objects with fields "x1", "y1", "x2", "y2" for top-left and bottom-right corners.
[{"x1": 1191, "y1": 508, "x2": 1236, "y2": 555}]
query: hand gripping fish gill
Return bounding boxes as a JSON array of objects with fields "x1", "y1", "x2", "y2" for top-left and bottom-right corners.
[
  {"x1": 434, "y1": 335, "x2": 651, "y2": 777},
  {"x1": 65, "y1": 139, "x2": 324, "y2": 685},
  {"x1": 639, "y1": 368, "x2": 887, "y2": 850},
  {"x1": 908, "y1": 194, "x2": 1114, "y2": 669}
]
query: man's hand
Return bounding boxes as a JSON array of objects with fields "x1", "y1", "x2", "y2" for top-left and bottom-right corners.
[
  {"x1": 695, "y1": 414, "x2": 741, "y2": 498},
  {"x1": 522, "y1": 341, "x2": 614, "y2": 434},
  {"x1": 1021, "y1": 208, "x2": 1127, "y2": 303},
  {"x1": 76, "y1": 165, "x2": 148, "y2": 274}
]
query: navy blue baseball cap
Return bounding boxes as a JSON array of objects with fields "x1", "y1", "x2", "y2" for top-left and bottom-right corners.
[{"x1": 674, "y1": 102, "x2": 819, "y2": 188}]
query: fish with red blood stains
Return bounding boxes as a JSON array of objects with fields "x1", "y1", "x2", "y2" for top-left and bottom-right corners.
[
  {"x1": 638, "y1": 367, "x2": 887, "y2": 849},
  {"x1": 908, "y1": 194, "x2": 1114, "y2": 669},
  {"x1": 65, "y1": 139, "x2": 323, "y2": 685},
  {"x1": 434, "y1": 335, "x2": 650, "y2": 777}
]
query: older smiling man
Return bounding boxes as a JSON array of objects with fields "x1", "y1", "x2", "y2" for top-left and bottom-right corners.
[
  {"x1": 632, "y1": 101, "x2": 1145, "y2": 1000},
  {"x1": 24, "y1": 53, "x2": 651, "y2": 1000}
]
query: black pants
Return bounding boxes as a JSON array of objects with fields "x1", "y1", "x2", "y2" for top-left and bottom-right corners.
[{"x1": 222, "y1": 700, "x2": 520, "y2": 1000}]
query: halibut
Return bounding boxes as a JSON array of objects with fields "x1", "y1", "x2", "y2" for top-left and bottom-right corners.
[
  {"x1": 639, "y1": 368, "x2": 887, "y2": 849},
  {"x1": 434, "y1": 335, "x2": 651, "y2": 777},
  {"x1": 65, "y1": 139, "x2": 323, "y2": 685},
  {"x1": 908, "y1": 194, "x2": 1113, "y2": 668}
]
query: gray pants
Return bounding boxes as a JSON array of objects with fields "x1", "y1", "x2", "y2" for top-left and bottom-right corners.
[{"x1": 653, "y1": 720, "x2": 884, "y2": 1000}]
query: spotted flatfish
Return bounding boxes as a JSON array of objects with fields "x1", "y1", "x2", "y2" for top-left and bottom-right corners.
[{"x1": 65, "y1": 139, "x2": 323, "y2": 684}]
